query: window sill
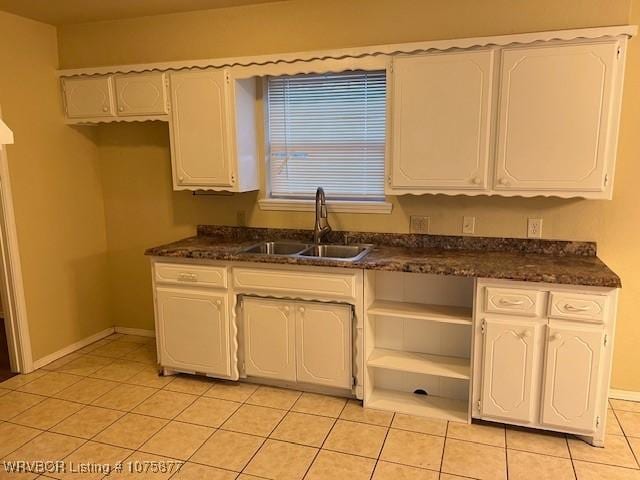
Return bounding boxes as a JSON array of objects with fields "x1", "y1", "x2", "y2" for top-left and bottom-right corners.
[{"x1": 258, "y1": 198, "x2": 393, "y2": 214}]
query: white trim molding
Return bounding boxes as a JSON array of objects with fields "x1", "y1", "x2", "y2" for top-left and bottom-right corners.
[
  {"x1": 258, "y1": 198, "x2": 393, "y2": 214},
  {"x1": 114, "y1": 326, "x2": 156, "y2": 338},
  {"x1": 32, "y1": 327, "x2": 115, "y2": 370},
  {"x1": 57, "y1": 25, "x2": 636, "y2": 78},
  {"x1": 609, "y1": 389, "x2": 640, "y2": 402}
]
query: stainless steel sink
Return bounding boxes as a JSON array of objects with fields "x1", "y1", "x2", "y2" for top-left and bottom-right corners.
[
  {"x1": 241, "y1": 241, "x2": 309, "y2": 255},
  {"x1": 239, "y1": 241, "x2": 372, "y2": 262},
  {"x1": 298, "y1": 244, "x2": 372, "y2": 261}
]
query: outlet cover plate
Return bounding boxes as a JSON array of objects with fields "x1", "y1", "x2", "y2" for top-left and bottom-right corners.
[
  {"x1": 527, "y1": 218, "x2": 543, "y2": 238},
  {"x1": 410, "y1": 216, "x2": 430, "y2": 234},
  {"x1": 463, "y1": 216, "x2": 476, "y2": 235}
]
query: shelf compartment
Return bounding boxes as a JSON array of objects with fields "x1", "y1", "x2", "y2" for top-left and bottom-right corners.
[
  {"x1": 367, "y1": 388, "x2": 468, "y2": 422},
  {"x1": 368, "y1": 300, "x2": 472, "y2": 325},
  {"x1": 368, "y1": 348, "x2": 470, "y2": 380}
]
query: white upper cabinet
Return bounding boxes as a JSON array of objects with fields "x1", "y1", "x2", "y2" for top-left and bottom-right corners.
[
  {"x1": 495, "y1": 41, "x2": 621, "y2": 197},
  {"x1": 62, "y1": 76, "x2": 115, "y2": 119},
  {"x1": 169, "y1": 69, "x2": 231, "y2": 188},
  {"x1": 169, "y1": 69, "x2": 258, "y2": 192},
  {"x1": 389, "y1": 50, "x2": 494, "y2": 192},
  {"x1": 114, "y1": 72, "x2": 168, "y2": 116}
]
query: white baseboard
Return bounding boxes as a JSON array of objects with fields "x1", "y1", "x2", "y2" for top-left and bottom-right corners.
[
  {"x1": 609, "y1": 389, "x2": 640, "y2": 402},
  {"x1": 32, "y1": 327, "x2": 115, "y2": 370},
  {"x1": 114, "y1": 326, "x2": 155, "y2": 338}
]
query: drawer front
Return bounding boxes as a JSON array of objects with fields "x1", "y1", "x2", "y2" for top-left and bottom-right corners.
[
  {"x1": 484, "y1": 287, "x2": 544, "y2": 317},
  {"x1": 549, "y1": 292, "x2": 607, "y2": 323},
  {"x1": 233, "y1": 267, "x2": 357, "y2": 299},
  {"x1": 155, "y1": 263, "x2": 227, "y2": 288}
]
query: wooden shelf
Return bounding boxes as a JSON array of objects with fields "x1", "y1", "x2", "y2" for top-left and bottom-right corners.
[
  {"x1": 368, "y1": 348, "x2": 470, "y2": 380},
  {"x1": 367, "y1": 300, "x2": 472, "y2": 325},
  {"x1": 367, "y1": 388, "x2": 468, "y2": 423}
]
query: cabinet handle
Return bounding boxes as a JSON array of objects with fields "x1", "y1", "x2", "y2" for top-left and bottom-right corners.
[
  {"x1": 498, "y1": 298, "x2": 525, "y2": 306},
  {"x1": 563, "y1": 303, "x2": 590, "y2": 312},
  {"x1": 550, "y1": 333, "x2": 562, "y2": 341},
  {"x1": 177, "y1": 273, "x2": 197, "y2": 282},
  {"x1": 298, "y1": 307, "x2": 305, "y2": 314}
]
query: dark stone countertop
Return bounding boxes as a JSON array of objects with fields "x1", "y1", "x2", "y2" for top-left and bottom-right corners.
[{"x1": 144, "y1": 226, "x2": 621, "y2": 288}]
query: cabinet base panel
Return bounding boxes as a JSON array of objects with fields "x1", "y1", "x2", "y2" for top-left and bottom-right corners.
[{"x1": 367, "y1": 388, "x2": 469, "y2": 423}]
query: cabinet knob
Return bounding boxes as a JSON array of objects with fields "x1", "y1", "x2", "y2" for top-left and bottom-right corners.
[
  {"x1": 178, "y1": 176, "x2": 184, "y2": 183},
  {"x1": 298, "y1": 307, "x2": 305, "y2": 313},
  {"x1": 472, "y1": 177, "x2": 481, "y2": 185},
  {"x1": 498, "y1": 178, "x2": 510, "y2": 186},
  {"x1": 520, "y1": 330, "x2": 532, "y2": 339},
  {"x1": 283, "y1": 306, "x2": 290, "y2": 313},
  {"x1": 118, "y1": 106, "x2": 124, "y2": 112},
  {"x1": 102, "y1": 106, "x2": 108, "y2": 112},
  {"x1": 216, "y1": 300, "x2": 222, "y2": 306},
  {"x1": 551, "y1": 333, "x2": 562, "y2": 342}
]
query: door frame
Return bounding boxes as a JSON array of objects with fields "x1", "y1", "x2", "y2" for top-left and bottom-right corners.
[{"x1": 0, "y1": 107, "x2": 33, "y2": 373}]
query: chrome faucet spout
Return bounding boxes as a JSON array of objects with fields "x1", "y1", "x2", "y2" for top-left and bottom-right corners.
[{"x1": 313, "y1": 187, "x2": 332, "y2": 244}]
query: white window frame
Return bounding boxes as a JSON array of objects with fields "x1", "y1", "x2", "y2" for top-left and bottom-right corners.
[{"x1": 259, "y1": 71, "x2": 392, "y2": 214}]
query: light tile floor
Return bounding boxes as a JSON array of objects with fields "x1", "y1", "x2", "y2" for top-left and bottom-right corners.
[{"x1": 0, "y1": 333, "x2": 638, "y2": 479}]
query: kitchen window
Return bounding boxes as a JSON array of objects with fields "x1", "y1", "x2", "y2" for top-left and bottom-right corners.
[{"x1": 260, "y1": 70, "x2": 391, "y2": 213}]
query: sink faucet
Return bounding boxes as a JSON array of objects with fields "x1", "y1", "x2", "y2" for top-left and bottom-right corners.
[{"x1": 313, "y1": 187, "x2": 332, "y2": 244}]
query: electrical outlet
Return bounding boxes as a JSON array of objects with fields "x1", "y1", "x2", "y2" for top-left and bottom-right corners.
[
  {"x1": 527, "y1": 218, "x2": 543, "y2": 238},
  {"x1": 410, "y1": 216, "x2": 430, "y2": 234},
  {"x1": 462, "y1": 216, "x2": 476, "y2": 235}
]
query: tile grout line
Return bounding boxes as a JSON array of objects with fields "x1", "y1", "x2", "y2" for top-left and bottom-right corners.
[{"x1": 367, "y1": 410, "x2": 395, "y2": 480}]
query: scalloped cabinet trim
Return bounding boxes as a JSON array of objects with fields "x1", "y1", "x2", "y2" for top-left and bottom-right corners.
[{"x1": 59, "y1": 25, "x2": 636, "y2": 197}]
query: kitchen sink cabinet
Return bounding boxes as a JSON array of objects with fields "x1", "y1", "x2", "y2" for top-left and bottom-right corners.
[{"x1": 241, "y1": 296, "x2": 353, "y2": 389}]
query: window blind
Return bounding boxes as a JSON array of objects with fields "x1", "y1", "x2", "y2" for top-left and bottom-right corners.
[{"x1": 266, "y1": 70, "x2": 386, "y2": 201}]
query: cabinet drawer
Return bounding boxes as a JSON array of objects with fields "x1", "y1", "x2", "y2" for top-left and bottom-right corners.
[
  {"x1": 154, "y1": 263, "x2": 227, "y2": 288},
  {"x1": 484, "y1": 287, "x2": 544, "y2": 317},
  {"x1": 233, "y1": 267, "x2": 357, "y2": 299},
  {"x1": 549, "y1": 292, "x2": 607, "y2": 323}
]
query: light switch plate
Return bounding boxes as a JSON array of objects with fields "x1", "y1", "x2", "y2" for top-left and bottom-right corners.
[
  {"x1": 410, "y1": 216, "x2": 430, "y2": 234},
  {"x1": 527, "y1": 218, "x2": 543, "y2": 238},
  {"x1": 463, "y1": 216, "x2": 475, "y2": 235}
]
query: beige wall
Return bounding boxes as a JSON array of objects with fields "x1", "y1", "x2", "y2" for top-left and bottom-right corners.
[
  {"x1": 0, "y1": 11, "x2": 111, "y2": 361},
  {"x1": 57, "y1": 0, "x2": 640, "y2": 391}
]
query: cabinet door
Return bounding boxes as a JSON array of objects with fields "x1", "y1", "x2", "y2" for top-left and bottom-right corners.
[
  {"x1": 390, "y1": 50, "x2": 494, "y2": 191},
  {"x1": 243, "y1": 297, "x2": 296, "y2": 382},
  {"x1": 169, "y1": 69, "x2": 232, "y2": 188},
  {"x1": 115, "y1": 73, "x2": 168, "y2": 116},
  {"x1": 480, "y1": 317, "x2": 540, "y2": 423},
  {"x1": 495, "y1": 41, "x2": 619, "y2": 193},
  {"x1": 541, "y1": 324, "x2": 604, "y2": 432},
  {"x1": 63, "y1": 77, "x2": 115, "y2": 119},
  {"x1": 155, "y1": 287, "x2": 231, "y2": 377},
  {"x1": 295, "y1": 302, "x2": 352, "y2": 389}
]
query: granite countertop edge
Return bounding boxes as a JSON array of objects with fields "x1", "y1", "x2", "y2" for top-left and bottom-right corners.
[{"x1": 144, "y1": 227, "x2": 621, "y2": 289}]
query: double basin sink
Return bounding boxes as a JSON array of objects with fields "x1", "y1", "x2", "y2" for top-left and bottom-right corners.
[{"x1": 240, "y1": 241, "x2": 372, "y2": 262}]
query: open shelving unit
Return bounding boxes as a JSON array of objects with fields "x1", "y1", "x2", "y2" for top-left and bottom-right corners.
[{"x1": 364, "y1": 271, "x2": 474, "y2": 423}]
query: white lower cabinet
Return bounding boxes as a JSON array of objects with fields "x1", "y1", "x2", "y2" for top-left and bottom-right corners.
[
  {"x1": 243, "y1": 297, "x2": 296, "y2": 382},
  {"x1": 155, "y1": 286, "x2": 231, "y2": 377},
  {"x1": 296, "y1": 302, "x2": 352, "y2": 389},
  {"x1": 242, "y1": 297, "x2": 353, "y2": 389},
  {"x1": 480, "y1": 317, "x2": 540, "y2": 423},
  {"x1": 541, "y1": 323, "x2": 604, "y2": 432},
  {"x1": 473, "y1": 280, "x2": 616, "y2": 445}
]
